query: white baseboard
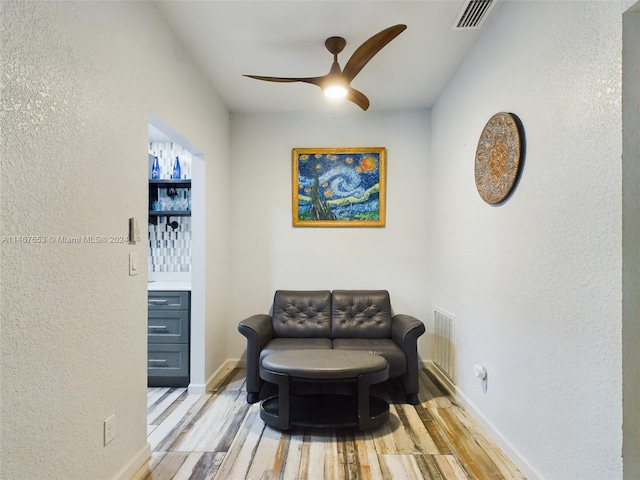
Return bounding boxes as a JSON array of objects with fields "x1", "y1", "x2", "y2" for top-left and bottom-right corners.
[
  {"x1": 189, "y1": 358, "x2": 247, "y2": 394},
  {"x1": 232, "y1": 358, "x2": 247, "y2": 368},
  {"x1": 112, "y1": 443, "x2": 151, "y2": 480},
  {"x1": 426, "y1": 361, "x2": 542, "y2": 480}
]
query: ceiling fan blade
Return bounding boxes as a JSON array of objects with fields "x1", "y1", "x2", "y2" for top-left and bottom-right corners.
[
  {"x1": 243, "y1": 74, "x2": 324, "y2": 87},
  {"x1": 346, "y1": 87, "x2": 370, "y2": 111},
  {"x1": 342, "y1": 24, "x2": 407, "y2": 81}
]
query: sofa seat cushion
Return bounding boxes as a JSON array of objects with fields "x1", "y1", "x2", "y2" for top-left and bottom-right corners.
[
  {"x1": 332, "y1": 338, "x2": 406, "y2": 378},
  {"x1": 260, "y1": 338, "x2": 332, "y2": 364}
]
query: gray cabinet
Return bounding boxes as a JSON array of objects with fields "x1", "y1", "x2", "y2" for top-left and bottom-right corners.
[{"x1": 148, "y1": 291, "x2": 190, "y2": 387}]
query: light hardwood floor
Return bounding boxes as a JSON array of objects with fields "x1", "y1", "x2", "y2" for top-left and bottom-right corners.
[{"x1": 133, "y1": 368, "x2": 526, "y2": 480}]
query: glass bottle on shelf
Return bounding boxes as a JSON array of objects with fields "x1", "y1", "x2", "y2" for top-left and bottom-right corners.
[
  {"x1": 151, "y1": 156, "x2": 161, "y2": 180},
  {"x1": 172, "y1": 156, "x2": 181, "y2": 180}
]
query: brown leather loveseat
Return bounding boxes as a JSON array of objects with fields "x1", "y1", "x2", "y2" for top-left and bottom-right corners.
[{"x1": 238, "y1": 290, "x2": 426, "y2": 404}]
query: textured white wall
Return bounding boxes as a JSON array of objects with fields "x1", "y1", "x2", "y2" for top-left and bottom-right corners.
[
  {"x1": 622, "y1": 5, "x2": 640, "y2": 480},
  {"x1": 0, "y1": 2, "x2": 229, "y2": 479},
  {"x1": 429, "y1": 1, "x2": 633, "y2": 478},
  {"x1": 228, "y1": 111, "x2": 431, "y2": 359}
]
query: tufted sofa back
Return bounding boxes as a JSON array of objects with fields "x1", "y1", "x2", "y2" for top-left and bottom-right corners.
[
  {"x1": 331, "y1": 290, "x2": 392, "y2": 339},
  {"x1": 272, "y1": 290, "x2": 332, "y2": 338}
]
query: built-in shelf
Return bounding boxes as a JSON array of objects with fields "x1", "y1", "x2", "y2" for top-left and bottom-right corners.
[
  {"x1": 149, "y1": 179, "x2": 191, "y2": 225},
  {"x1": 149, "y1": 179, "x2": 192, "y2": 187},
  {"x1": 149, "y1": 211, "x2": 191, "y2": 217}
]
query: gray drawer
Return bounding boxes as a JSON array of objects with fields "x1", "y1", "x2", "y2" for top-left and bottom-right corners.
[
  {"x1": 147, "y1": 310, "x2": 189, "y2": 343},
  {"x1": 147, "y1": 343, "x2": 189, "y2": 377},
  {"x1": 148, "y1": 291, "x2": 190, "y2": 310}
]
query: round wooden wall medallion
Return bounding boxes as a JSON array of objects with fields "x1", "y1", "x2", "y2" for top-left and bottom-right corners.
[{"x1": 474, "y1": 112, "x2": 523, "y2": 204}]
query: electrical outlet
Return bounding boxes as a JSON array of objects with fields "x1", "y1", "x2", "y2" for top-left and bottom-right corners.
[{"x1": 104, "y1": 414, "x2": 115, "y2": 446}]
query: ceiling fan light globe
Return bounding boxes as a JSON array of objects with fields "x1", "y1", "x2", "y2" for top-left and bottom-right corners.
[{"x1": 323, "y1": 84, "x2": 348, "y2": 99}]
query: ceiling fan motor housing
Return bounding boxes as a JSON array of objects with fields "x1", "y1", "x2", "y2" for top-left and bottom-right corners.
[{"x1": 325, "y1": 36, "x2": 346, "y2": 55}]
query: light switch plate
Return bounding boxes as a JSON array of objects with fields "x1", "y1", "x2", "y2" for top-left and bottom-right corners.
[{"x1": 129, "y1": 253, "x2": 138, "y2": 276}]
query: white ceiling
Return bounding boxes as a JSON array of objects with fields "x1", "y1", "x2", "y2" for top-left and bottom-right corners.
[{"x1": 153, "y1": 1, "x2": 499, "y2": 114}]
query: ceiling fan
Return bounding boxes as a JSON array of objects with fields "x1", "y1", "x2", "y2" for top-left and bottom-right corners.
[{"x1": 244, "y1": 24, "x2": 407, "y2": 111}]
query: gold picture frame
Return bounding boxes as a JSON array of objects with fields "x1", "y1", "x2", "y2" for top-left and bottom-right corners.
[{"x1": 292, "y1": 147, "x2": 386, "y2": 227}]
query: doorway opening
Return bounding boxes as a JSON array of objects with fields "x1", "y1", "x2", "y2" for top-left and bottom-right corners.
[{"x1": 147, "y1": 111, "x2": 206, "y2": 393}]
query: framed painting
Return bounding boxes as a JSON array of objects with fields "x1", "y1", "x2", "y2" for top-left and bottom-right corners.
[{"x1": 292, "y1": 147, "x2": 386, "y2": 227}]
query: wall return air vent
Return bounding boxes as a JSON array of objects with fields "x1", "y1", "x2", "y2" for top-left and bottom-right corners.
[{"x1": 453, "y1": 0, "x2": 498, "y2": 30}]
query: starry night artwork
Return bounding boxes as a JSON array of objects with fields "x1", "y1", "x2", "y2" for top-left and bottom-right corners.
[{"x1": 292, "y1": 147, "x2": 386, "y2": 227}]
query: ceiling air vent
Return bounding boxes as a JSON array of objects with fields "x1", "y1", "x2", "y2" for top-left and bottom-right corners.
[{"x1": 452, "y1": 0, "x2": 498, "y2": 30}]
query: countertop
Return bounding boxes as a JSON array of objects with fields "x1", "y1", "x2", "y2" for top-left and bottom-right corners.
[{"x1": 148, "y1": 281, "x2": 191, "y2": 292}]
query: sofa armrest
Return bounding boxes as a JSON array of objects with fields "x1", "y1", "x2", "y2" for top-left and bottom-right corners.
[
  {"x1": 238, "y1": 314, "x2": 274, "y2": 402},
  {"x1": 238, "y1": 314, "x2": 274, "y2": 349},
  {"x1": 391, "y1": 314, "x2": 426, "y2": 404},
  {"x1": 391, "y1": 314, "x2": 426, "y2": 349}
]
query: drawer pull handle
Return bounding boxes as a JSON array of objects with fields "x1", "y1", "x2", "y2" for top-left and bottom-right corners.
[
  {"x1": 149, "y1": 299, "x2": 169, "y2": 305},
  {"x1": 148, "y1": 359, "x2": 167, "y2": 364},
  {"x1": 148, "y1": 326, "x2": 169, "y2": 331}
]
